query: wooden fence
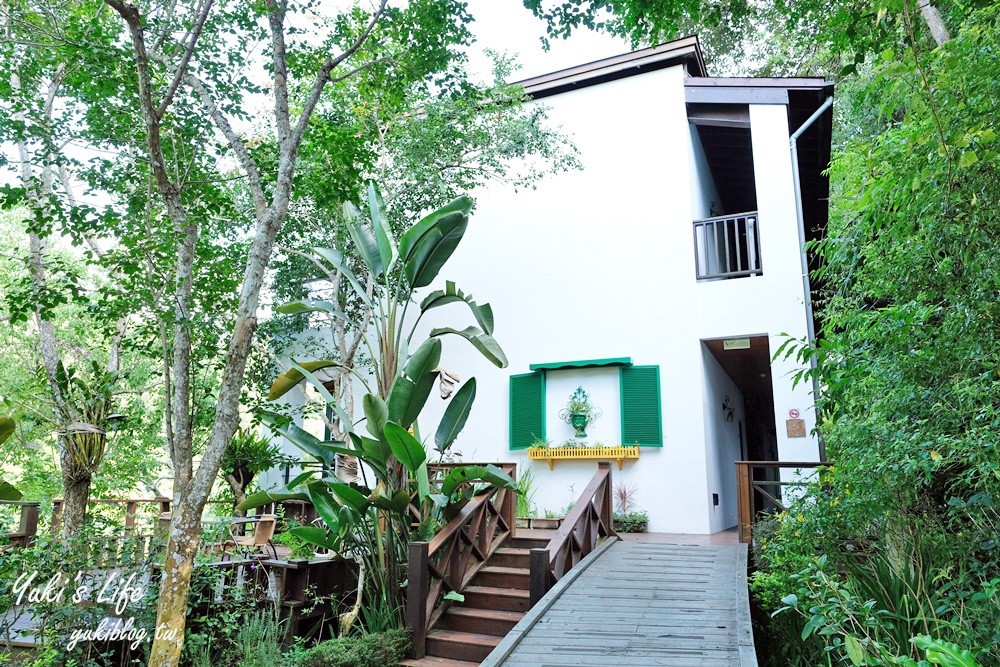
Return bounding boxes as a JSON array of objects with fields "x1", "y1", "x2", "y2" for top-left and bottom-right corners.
[{"x1": 735, "y1": 460, "x2": 827, "y2": 544}]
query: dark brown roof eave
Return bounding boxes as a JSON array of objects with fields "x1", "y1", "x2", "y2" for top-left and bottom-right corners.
[{"x1": 515, "y1": 35, "x2": 707, "y2": 100}]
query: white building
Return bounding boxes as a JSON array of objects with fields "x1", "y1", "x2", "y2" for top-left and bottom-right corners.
[{"x1": 272, "y1": 36, "x2": 834, "y2": 536}]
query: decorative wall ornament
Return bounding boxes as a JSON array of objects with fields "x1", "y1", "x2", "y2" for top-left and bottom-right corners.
[
  {"x1": 722, "y1": 395, "x2": 736, "y2": 423},
  {"x1": 558, "y1": 386, "x2": 603, "y2": 438}
]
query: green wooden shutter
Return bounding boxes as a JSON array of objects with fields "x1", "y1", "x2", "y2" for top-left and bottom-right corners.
[
  {"x1": 620, "y1": 365, "x2": 663, "y2": 446},
  {"x1": 509, "y1": 372, "x2": 545, "y2": 449}
]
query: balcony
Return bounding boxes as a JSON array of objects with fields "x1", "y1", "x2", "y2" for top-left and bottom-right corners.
[{"x1": 693, "y1": 211, "x2": 762, "y2": 281}]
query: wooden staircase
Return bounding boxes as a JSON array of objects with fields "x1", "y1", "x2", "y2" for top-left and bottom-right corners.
[{"x1": 401, "y1": 531, "x2": 553, "y2": 666}]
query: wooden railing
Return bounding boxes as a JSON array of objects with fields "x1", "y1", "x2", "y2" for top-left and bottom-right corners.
[
  {"x1": 1, "y1": 501, "x2": 40, "y2": 547},
  {"x1": 736, "y1": 460, "x2": 826, "y2": 544},
  {"x1": 529, "y1": 461, "x2": 617, "y2": 605},
  {"x1": 406, "y1": 463, "x2": 517, "y2": 659},
  {"x1": 52, "y1": 497, "x2": 172, "y2": 533}
]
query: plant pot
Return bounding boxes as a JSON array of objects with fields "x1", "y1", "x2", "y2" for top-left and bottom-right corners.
[
  {"x1": 515, "y1": 517, "x2": 530, "y2": 529},
  {"x1": 530, "y1": 517, "x2": 563, "y2": 529},
  {"x1": 570, "y1": 413, "x2": 589, "y2": 438}
]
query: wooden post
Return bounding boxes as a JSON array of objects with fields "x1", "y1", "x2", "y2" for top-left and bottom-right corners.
[
  {"x1": 529, "y1": 548, "x2": 551, "y2": 606},
  {"x1": 736, "y1": 462, "x2": 752, "y2": 544},
  {"x1": 158, "y1": 497, "x2": 171, "y2": 515},
  {"x1": 125, "y1": 501, "x2": 137, "y2": 530},
  {"x1": 51, "y1": 499, "x2": 63, "y2": 533},
  {"x1": 506, "y1": 464, "x2": 517, "y2": 538},
  {"x1": 597, "y1": 462, "x2": 615, "y2": 537},
  {"x1": 406, "y1": 541, "x2": 429, "y2": 659},
  {"x1": 18, "y1": 503, "x2": 39, "y2": 546}
]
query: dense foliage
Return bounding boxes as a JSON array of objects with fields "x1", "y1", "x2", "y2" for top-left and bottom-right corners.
[{"x1": 750, "y1": 4, "x2": 1000, "y2": 665}]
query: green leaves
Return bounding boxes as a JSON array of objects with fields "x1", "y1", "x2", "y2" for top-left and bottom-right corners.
[
  {"x1": 383, "y1": 422, "x2": 426, "y2": 473},
  {"x1": 0, "y1": 480, "x2": 22, "y2": 501},
  {"x1": 440, "y1": 463, "x2": 515, "y2": 497},
  {"x1": 430, "y1": 325, "x2": 507, "y2": 368},
  {"x1": 0, "y1": 416, "x2": 13, "y2": 444},
  {"x1": 435, "y1": 378, "x2": 476, "y2": 453},
  {"x1": 399, "y1": 195, "x2": 473, "y2": 288},
  {"x1": 843, "y1": 634, "x2": 864, "y2": 666},
  {"x1": 387, "y1": 371, "x2": 437, "y2": 429},
  {"x1": 363, "y1": 393, "x2": 389, "y2": 439},
  {"x1": 420, "y1": 281, "x2": 495, "y2": 334}
]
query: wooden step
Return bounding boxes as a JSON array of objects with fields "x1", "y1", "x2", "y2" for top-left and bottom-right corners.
[
  {"x1": 474, "y1": 565, "x2": 529, "y2": 589},
  {"x1": 437, "y1": 606, "x2": 524, "y2": 636},
  {"x1": 463, "y1": 585, "x2": 531, "y2": 612},
  {"x1": 425, "y1": 629, "x2": 501, "y2": 663},
  {"x1": 508, "y1": 536, "x2": 548, "y2": 550},
  {"x1": 399, "y1": 657, "x2": 479, "y2": 666},
  {"x1": 490, "y1": 547, "x2": 530, "y2": 568}
]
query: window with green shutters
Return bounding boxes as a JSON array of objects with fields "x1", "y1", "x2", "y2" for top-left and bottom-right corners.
[
  {"x1": 620, "y1": 365, "x2": 663, "y2": 446},
  {"x1": 509, "y1": 372, "x2": 545, "y2": 449}
]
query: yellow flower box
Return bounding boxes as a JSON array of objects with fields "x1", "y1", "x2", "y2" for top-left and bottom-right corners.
[{"x1": 528, "y1": 445, "x2": 640, "y2": 470}]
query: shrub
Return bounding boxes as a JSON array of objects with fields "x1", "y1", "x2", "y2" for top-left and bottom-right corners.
[
  {"x1": 293, "y1": 629, "x2": 410, "y2": 667},
  {"x1": 613, "y1": 511, "x2": 648, "y2": 533}
]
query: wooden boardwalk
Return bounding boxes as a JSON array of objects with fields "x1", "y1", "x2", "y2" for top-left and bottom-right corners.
[{"x1": 484, "y1": 539, "x2": 756, "y2": 666}]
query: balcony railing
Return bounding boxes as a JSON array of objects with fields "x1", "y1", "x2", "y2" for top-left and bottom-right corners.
[{"x1": 693, "y1": 211, "x2": 762, "y2": 280}]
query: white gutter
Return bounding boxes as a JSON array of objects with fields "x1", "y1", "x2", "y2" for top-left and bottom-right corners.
[{"x1": 789, "y1": 95, "x2": 833, "y2": 460}]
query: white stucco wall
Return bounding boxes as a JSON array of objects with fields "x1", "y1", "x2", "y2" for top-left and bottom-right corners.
[
  {"x1": 408, "y1": 71, "x2": 821, "y2": 534},
  {"x1": 701, "y1": 345, "x2": 745, "y2": 532},
  {"x1": 268, "y1": 65, "x2": 823, "y2": 533}
]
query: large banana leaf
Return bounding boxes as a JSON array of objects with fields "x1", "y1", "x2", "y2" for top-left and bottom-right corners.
[
  {"x1": 305, "y1": 481, "x2": 345, "y2": 533},
  {"x1": 328, "y1": 482, "x2": 370, "y2": 513},
  {"x1": 440, "y1": 464, "x2": 516, "y2": 497},
  {"x1": 430, "y1": 326, "x2": 508, "y2": 368},
  {"x1": 275, "y1": 299, "x2": 350, "y2": 324},
  {"x1": 363, "y1": 393, "x2": 389, "y2": 439},
  {"x1": 237, "y1": 471, "x2": 316, "y2": 511},
  {"x1": 383, "y1": 422, "x2": 427, "y2": 473},
  {"x1": 420, "y1": 281, "x2": 495, "y2": 335},
  {"x1": 265, "y1": 420, "x2": 355, "y2": 468},
  {"x1": 0, "y1": 416, "x2": 14, "y2": 444},
  {"x1": 366, "y1": 183, "x2": 396, "y2": 276},
  {"x1": 435, "y1": 378, "x2": 476, "y2": 453},
  {"x1": 349, "y1": 432, "x2": 391, "y2": 472},
  {"x1": 343, "y1": 200, "x2": 384, "y2": 279},
  {"x1": 289, "y1": 525, "x2": 342, "y2": 552},
  {"x1": 269, "y1": 361, "x2": 354, "y2": 434},
  {"x1": 402, "y1": 338, "x2": 441, "y2": 381},
  {"x1": 269, "y1": 360, "x2": 337, "y2": 401},
  {"x1": 313, "y1": 247, "x2": 373, "y2": 308},
  {"x1": 387, "y1": 371, "x2": 436, "y2": 429},
  {"x1": 399, "y1": 197, "x2": 471, "y2": 288}
]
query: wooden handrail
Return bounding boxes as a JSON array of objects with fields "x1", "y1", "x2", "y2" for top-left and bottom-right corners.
[
  {"x1": 529, "y1": 462, "x2": 617, "y2": 605},
  {"x1": 736, "y1": 460, "x2": 827, "y2": 544},
  {"x1": 406, "y1": 465, "x2": 517, "y2": 659}
]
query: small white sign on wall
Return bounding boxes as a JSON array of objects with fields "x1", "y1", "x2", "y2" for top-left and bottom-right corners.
[{"x1": 722, "y1": 337, "x2": 751, "y2": 350}]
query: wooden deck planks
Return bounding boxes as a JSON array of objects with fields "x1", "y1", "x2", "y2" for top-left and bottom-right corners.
[{"x1": 489, "y1": 541, "x2": 757, "y2": 667}]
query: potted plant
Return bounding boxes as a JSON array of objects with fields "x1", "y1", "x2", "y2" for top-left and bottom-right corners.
[{"x1": 558, "y1": 386, "x2": 602, "y2": 438}]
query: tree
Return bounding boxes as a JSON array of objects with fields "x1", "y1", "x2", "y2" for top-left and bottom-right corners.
[{"x1": 85, "y1": 1, "x2": 476, "y2": 663}]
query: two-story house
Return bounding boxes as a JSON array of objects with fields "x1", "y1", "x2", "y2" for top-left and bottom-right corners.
[{"x1": 409, "y1": 35, "x2": 833, "y2": 535}]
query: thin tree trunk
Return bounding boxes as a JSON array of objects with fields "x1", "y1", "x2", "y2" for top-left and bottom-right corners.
[
  {"x1": 147, "y1": 500, "x2": 202, "y2": 666},
  {"x1": 918, "y1": 0, "x2": 951, "y2": 45}
]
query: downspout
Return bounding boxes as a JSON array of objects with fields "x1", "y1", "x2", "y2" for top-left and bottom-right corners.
[{"x1": 789, "y1": 95, "x2": 833, "y2": 461}]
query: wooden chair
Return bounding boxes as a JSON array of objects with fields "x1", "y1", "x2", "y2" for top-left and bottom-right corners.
[{"x1": 221, "y1": 514, "x2": 278, "y2": 560}]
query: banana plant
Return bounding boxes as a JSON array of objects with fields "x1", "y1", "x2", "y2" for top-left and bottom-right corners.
[
  {"x1": 247, "y1": 186, "x2": 515, "y2": 630},
  {"x1": 269, "y1": 184, "x2": 506, "y2": 409}
]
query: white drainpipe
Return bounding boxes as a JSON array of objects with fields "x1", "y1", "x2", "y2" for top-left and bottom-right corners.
[{"x1": 789, "y1": 95, "x2": 833, "y2": 460}]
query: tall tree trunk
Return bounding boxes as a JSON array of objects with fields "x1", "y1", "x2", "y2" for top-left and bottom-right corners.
[
  {"x1": 918, "y1": 0, "x2": 951, "y2": 45},
  {"x1": 59, "y1": 471, "x2": 91, "y2": 537}
]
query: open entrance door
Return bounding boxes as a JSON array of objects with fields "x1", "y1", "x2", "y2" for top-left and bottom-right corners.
[{"x1": 702, "y1": 336, "x2": 779, "y2": 531}]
